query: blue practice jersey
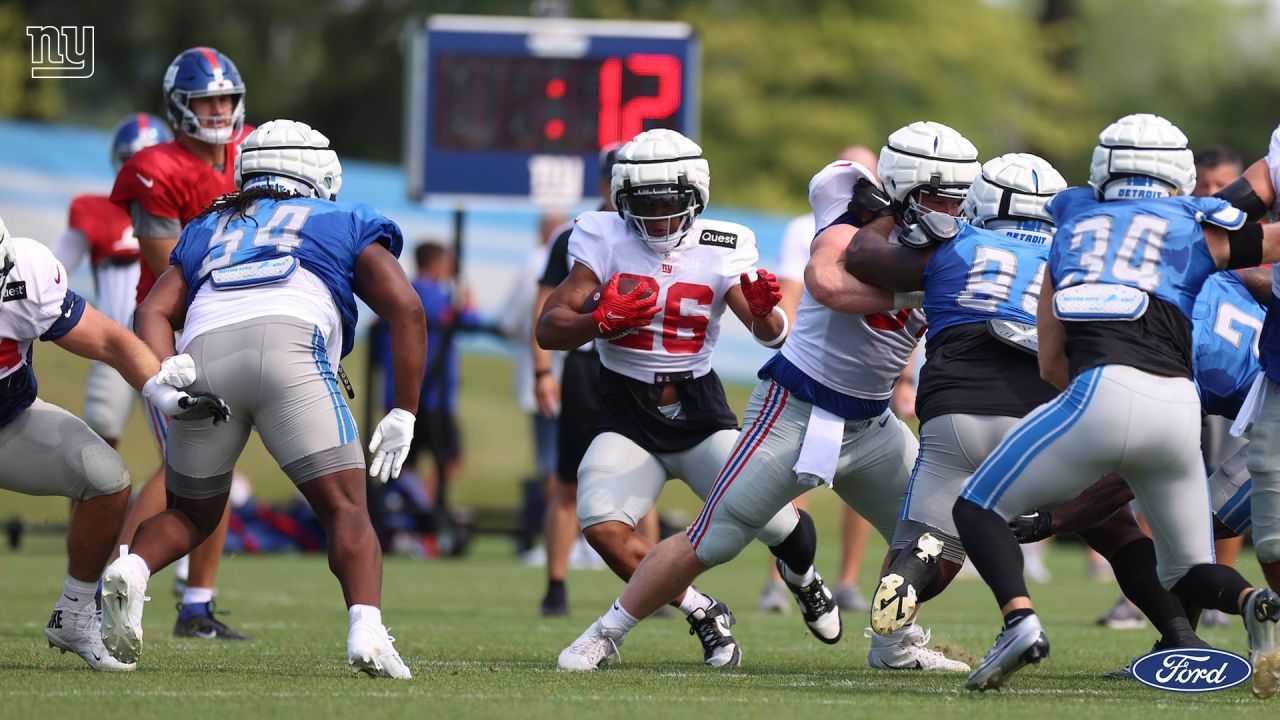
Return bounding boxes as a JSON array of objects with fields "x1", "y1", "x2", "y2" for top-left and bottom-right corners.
[
  {"x1": 172, "y1": 197, "x2": 404, "y2": 358},
  {"x1": 1192, "y1": 271, "x2": 1264, "y2": 419},
  {"x1": 1048, "y1": 188, "x2": 1242, "y2": 318},
  {"x1": 922, "y1": 223, "x2": 1047, "y2": 341}
]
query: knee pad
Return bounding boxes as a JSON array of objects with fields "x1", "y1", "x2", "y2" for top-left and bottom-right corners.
[
  {"x1": 688, "y1": 517, "x2": 755, "y2": 568},
  {"x1": 75, "y1": 443, "x2": 130, "y2": 499},
  {"x1": 768, "y1": 509, "x2": 815, "y2": 575}
]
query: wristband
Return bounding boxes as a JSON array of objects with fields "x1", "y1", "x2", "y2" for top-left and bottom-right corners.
[{"x1": 753, "y1": 306, "x2": 789, "y2": 348}]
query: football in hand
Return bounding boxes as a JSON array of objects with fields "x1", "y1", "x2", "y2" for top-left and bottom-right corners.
[{"x1": 581, "y1": 275, "x2": 654, "y2": 339}]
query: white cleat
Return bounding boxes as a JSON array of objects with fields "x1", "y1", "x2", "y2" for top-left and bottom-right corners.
[
  {"x1": 966, "y1": 614, "x2": 1050, "y2": 691},
  {"x1": 1244, "y1": 588, "x2": 1280, "y2": 699},
  {"x1": 46, "y1": 604, "x2": 135, "y2": 672},
  {"x1": 558, "y1": 619, "x2": 624, "y2": 671},
  {"x1": 347, "y1": 622, "x2": 412, "y2": 679},
  {"x1": 100, "y1": 554, "x2": 150, "y2": 665},
  {"x1": 865, "y1": 624, "x2": 969, "y2": 672}
]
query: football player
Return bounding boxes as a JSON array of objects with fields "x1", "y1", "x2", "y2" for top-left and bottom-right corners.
[
  {"x1": 843, "y1": 153, "x2": 1072, "y2": 640},
  {"x1": 0, "y1": 217, "x2": 225, "y2": 671},
  {"x1": 543, "y1": 128, "x2": 813, "y2": 668},
  {"x1": 51, "y1": 113, "x2": 172, "y2": 449},
  {"x1": 952, "y1": 114, "x2": 1280, "y2": 693},
  {"x1": 555, "y1": 121, "x2": 974, "y2": 672},
  {"x1": 109, "y1": 46, "x2": 253, "y2": 640},
  {"x1": 102, "y1": 120, "x2": 425, "y2": 679}
]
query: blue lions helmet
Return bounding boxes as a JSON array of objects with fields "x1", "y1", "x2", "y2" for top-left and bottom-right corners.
[
  {"x1": 110, "y1": 113, "x2": 173, "y2": 171},
  {"x1": 162, "y1": 47, "x2": 246, "y2": 145}
]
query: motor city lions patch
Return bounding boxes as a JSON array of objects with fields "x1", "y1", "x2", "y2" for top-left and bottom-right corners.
[
  {"x1": 698, "y1": 229, "x2": 738, "y2": 249},
  {"x1": 1130, "y1": 647, "x2": 1251, "y2": 693},
  {"x1": 2, "y1": 282, "x2": 27, "y2": 302}
]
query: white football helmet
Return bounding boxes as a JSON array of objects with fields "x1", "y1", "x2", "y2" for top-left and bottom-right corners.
[
  {"x1": 878, "y1": 121, "x2": 980, "y2": 223},
  {"x1": 611, "y1": 129, "x2": 710, "y2": 253},
  {"x1": 1089, "y1": 113, "x2": 1195, "y2": 200},
  {"x1": 234, "y1": 119, "x2": 343, "y2": 200},
  {"x1": 963, "y1": 153, "x2": 1067, "y2": 244}
]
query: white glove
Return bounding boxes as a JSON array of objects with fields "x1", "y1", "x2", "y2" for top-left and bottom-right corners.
[
  {"x1": 156, "y1": 354, "x2": 197, "y2": 387},
  {"x1": 368, "y1": 408, "x2": 415, "y2": 484},
  {"x1": 142, "y1": 377, "x2": 231, "y2": 423}
]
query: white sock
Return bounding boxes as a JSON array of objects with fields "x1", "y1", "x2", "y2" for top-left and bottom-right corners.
[
  {"x1": 175, "y1": 555, "x2": 190, "y2": 582},
  {"x1": 780, "y1": 563, "x2": 815, "y2": 587},
  {"x1": 871, "y1": 620, "x2": 914, "y2": 647},
  {"x1": 349, "y1": 604, "x2": 383, "y2": 628},
  {"x1": 676, "y1": 587, "x2": 713, "y2": 616},
  {"x1": 182, "y1": 587, "x2": 214, "y2": 606},
  {"x1": 599, "y1": 600, "x2": 639, "y2": 635},
  {"x1": 60, "y1": 576, "x2": 97, "y2": 608}
]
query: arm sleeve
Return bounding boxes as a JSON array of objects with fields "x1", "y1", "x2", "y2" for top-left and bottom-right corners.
[
  {"x1": 775, "y1": 215, "x2": 815, "y2": 281},
  {"x1": 130, "y1": 203, "x2": 181, "y2": 238},
  {"x1": 538, "y1": 229, "x2": 573, "y2": 287},
  {"x1": 49, "y1": 228, "x2": 89, "y2": 275}
]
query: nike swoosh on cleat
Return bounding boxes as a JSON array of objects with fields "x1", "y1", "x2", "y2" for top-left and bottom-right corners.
[
  {"x1": 195, "y1": 630, "x2": 217, "y2": 640},
  {"x1": 62, "y1": 593, "x2": 79, "y2": 602}
]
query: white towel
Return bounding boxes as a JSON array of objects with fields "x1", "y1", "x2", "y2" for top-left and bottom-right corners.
[
  {"x1": 1231, "y1": 371, "x2": 1267, "y2": 438},
  {"x1": 794, "y1": 405, "x2": 845, "y2": 488}
]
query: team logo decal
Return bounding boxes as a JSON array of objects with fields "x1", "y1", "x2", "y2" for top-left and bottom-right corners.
[
  {"x1": 698, "y1": 230, "x2": 737, "y2": 249},
  {"x1": 1130, "y1": 647, "x2": 1251, "y2": 693},
  {"x1": 2, "y1": 281, "x2": 27, "y2": 301}
]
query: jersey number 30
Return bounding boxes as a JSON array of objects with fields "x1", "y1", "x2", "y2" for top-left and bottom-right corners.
[{"x1": 609, "y1": 273, "x2": 712, "y2": 354}]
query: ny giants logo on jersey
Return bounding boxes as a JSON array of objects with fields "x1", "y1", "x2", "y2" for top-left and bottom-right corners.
[
  {"x1": 1129, "y1": 648, "x2": 1251, "y2": 693},
  {"x1": 698, "y1": 230, "x2": 737, "y2": 249},
  {"x1": 2, "y1": 282, "x2": 27, "y2": 302}
]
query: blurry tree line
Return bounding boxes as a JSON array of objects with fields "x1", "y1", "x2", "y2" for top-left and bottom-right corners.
[{"x1": 3, "y1": 0, "x2": 1280, "y2": 211}]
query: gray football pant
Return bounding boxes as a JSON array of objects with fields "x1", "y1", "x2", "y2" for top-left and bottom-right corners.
[
  {"x1": 891, "y1": 414, "x2": 1020, "y2": 564},
  {"x1": 166, "y1": 315, "x2": 364, "y2": 500},
  {"x1": 960, "y1": 365, "x2": 1211, "y2": 589},
  {"x1": 577, "y1": 428, "x2": 800, "y2": 547},
  {"x1": 686, "y1": 378, "x2": 917, "y2": 567},
  {"x1": 0, "y1": 398, "x2": 129, "y2": 500},
  {"x1": 1247, "y1": 376, "x2": 1280, "y2": 563}
]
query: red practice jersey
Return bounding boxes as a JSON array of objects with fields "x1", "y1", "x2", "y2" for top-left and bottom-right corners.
[
  {"x1": 110, "y1": 127, "x2": 252, "y2": 303},
  {"x1": 67, "y1": 194, "x2": 138, "y2": 267}
]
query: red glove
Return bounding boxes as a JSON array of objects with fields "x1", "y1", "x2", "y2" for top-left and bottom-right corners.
[
  {"x1": 591, "y1": 275, "x2": 659, "y2": 336},
  {"x1": 740, "y1": 268, "x2": 781, "y2": 318}
]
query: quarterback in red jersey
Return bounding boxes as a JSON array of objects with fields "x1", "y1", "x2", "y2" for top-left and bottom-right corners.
[{"x1": 108, "y1": 46, "x2": 253, "y2": 641}]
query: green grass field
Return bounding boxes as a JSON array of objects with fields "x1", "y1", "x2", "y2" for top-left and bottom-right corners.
[{"x1": 0, "y1": 346, "x2": 1275, "y2": 718}]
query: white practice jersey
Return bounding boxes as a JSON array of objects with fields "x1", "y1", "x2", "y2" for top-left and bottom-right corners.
[
  {"x1": 569, "y1": 212, "x2": 756, "y2": 383},
  {"x1": 1266, "y1": 125, "x2": 1280, "y2": 297},
  {"x1": 0, "y1": 238, "x2": 81, "y2": 382},
  {"x1": 780, "y1": 161, "x2": 925, "y2": 400},
  {"x1": 49, "y1": 228, "x2": 140, "y2": 328}
]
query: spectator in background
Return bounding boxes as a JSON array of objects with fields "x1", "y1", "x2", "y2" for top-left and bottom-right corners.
[
  {"x1": 760, "y1": 145, "x2": 883, "y2": 615},
  {"x1": 498, "y1": 211, "x2": 568, "y2": 553},
  {"x1": 1194, "y1": 144, "x2": 1243, "y2": 196}
]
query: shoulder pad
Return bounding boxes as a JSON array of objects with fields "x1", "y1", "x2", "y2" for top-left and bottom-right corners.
[
  {"x1": 900, "y1": 212, "x2": 960, "y2": 249},
  {"x1": 1194, "y1": 199, "x2": 1247, "y2": 231},
  {"x1": 808, "y1": 161, "x2": 876, "y2": 230}
]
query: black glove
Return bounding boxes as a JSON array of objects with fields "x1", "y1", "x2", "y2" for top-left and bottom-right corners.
[
  {"x1": 176, "y1": 392, "x2": 232, "y2": 425},
  {"x1": 847, "y1": 178, "x2": 897, "y2": 227},
  {"x1": 1008, "y1": 511, "x2": 1053, "y2": 544}
]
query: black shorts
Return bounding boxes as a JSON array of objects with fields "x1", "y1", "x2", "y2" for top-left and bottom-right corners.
[
  {"x1": 557, "y1": 350, "x2": 603, "y2": 484},
  {"x1": 407, "y1": 409, "x2": 461, "y2": 466}
]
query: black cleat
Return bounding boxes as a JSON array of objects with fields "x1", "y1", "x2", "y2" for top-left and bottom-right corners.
[
  {"x1": 173, "y1": 603, "x2": 251, "y2": 640},
  {"x1": 775, "y1": 559, "x2": 842, "y2": 644}
]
